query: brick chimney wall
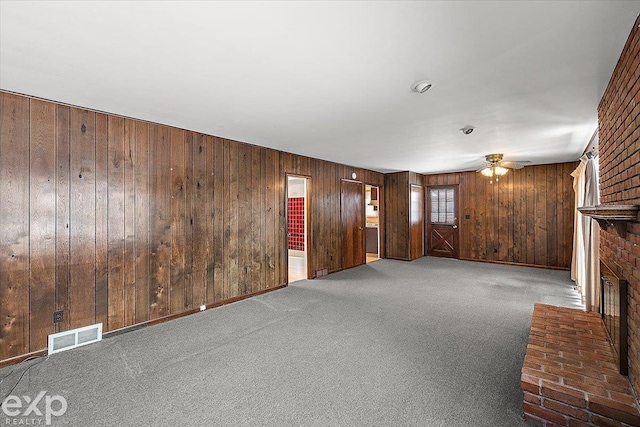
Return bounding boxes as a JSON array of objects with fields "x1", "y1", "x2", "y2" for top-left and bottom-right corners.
[{"x1": 598, "y1": 13, "x2": 640, "y2": 396}]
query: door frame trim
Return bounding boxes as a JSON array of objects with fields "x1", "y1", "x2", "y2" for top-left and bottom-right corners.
[
  {"x1": 285, "y1": 174, "x2": 312, "y2": 281},
  {"x1": 426, "y1": 184, "x2": 460, "y2": 259},
  {"x1": 410, "y1": 184, "x2": 425, "y2": 259}
]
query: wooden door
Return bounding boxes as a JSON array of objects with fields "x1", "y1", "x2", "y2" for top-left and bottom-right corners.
[
  {"x1": 341, "y1": 179, "x2": 365, "y2": 269},
  {"x1": 427, "y1": 185, "x2": 459, "y2": 258},
  {"x1": 410, "y1": 184, "x2": 424, "y2": 259}
]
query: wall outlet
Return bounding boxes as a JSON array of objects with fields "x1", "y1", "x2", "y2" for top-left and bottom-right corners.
[
  {"x1": 200, "y1": 305, "x2": 206, "y2": 311},
  {"x1": 53, "y1": 310, "x2": 63, "y2": 323}
]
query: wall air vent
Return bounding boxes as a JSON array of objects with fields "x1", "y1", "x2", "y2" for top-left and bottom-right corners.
[{"x1": 48, "y1": 323, "x2": 103, "y2": 355}]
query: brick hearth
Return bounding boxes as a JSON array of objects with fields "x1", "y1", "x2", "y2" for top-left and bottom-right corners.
[{"x1": 521, "y1": 304, "x2": 640, "y2": 427}]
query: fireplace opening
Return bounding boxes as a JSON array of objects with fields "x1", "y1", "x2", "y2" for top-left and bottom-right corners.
[{"x1": 600, "y1": 259, "x2": 628, "y2": 376}]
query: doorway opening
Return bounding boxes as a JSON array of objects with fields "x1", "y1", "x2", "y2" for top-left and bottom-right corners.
[
  {"x1": 365, "y1": 185, "x2": 380, "y2": 263},
  {"x1": 287, "y1": 175, "x2": 309, "y2": 283}
]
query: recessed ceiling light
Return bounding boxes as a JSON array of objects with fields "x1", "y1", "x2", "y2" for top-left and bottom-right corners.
[{"x1": 411, "y1": 80, "x2": 433, "y2": 93}]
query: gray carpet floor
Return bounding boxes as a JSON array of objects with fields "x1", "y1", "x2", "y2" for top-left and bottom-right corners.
[{"x1": 0, "y1": 257, "x2": 583, "y2": 426}]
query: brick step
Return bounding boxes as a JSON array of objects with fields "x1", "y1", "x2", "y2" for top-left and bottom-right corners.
[{"x1": 521, "y1": 304, "x2": 640, "y2": 427}]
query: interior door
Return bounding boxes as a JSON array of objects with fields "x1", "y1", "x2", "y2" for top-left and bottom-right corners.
[
  {"x1": 341, "y1": 179, "x2": 365, "y2": 269},
  {"x1": 410, "y1": 184, "x2": 424, "y2": 259},
  {"x1": 427, "y1": 185, "x2": 459, "y2": 258}
]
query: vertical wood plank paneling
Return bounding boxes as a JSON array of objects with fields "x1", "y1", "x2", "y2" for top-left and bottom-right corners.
[
  {"x1": 310, "y1": 160, "x2": 320, "y2": 271},
  {"x1": 3, "y1": 91, "x2": 396, "y2": 363},
  {"x1": 69, "y1": 107, "x2": 96, "y2": 329},
  {"x1": 191, "y1": 132, "x2": 207, "y2": 307},
  {"x1": 525, "y1": 166, "x2": 536, "y2": 265},
  {"x1": 170, "y1": 128, "x2": 186, "y2": 314},
  {"x1": 330, "y1": 163, "x2": 339, "y2": 272},
  {"x1": 251, "y1": 145, "x2": 262, "y2": 292},
  {"x1": 463, "y1": 173, "x2": 474, "y2": 259},
  {"x1": 204, "y1": 136, "x2": 215, "y2": 303},
  {"x1": 123, "y1": 119, "x2": 136, "y2": 326},
  {"x1": 534, "y1": 165, "x2": 548, "y2": 266},
  {"x1": 95, "y1": 113, "x2": 109, "y2": 328},
  {"x1": 486, "y1": 173, "x2": 497, "y2": 260},
  {"x1": 474, "y1": 171, "x2": 493, "y2": 259},
  {"x1": 497, "y1": 174, "x2": 509, "y2": 260},
  {"x1": 184, "y1": 131, "x2": 195, "y2": 310},
  {"x1": 226, "y1": 139, "x2": 239, "y2": 298},
  {"x1": 259, "y1": 147, "x2": 267, "y2": 290},
  {"x1": 134, "y1": 121, "x2": 150, "y2": 323},
  {"x1": 106, "y1": 116, "x2": 125, "y2": 329},
  {"x1": 238, "y1": 143, "x2": 251, "y2": 294},
  {"x1": 512, "y1": 169, "x2": 524, "y2": 264},
  {"x1": 384, "y1": 172, "x2": 411, "y2": 260},
  {"x1": 277, "y1": 153, "x2": 286, "y2": 284},
  {"x1": 212, "y1": 137, "x2": 225, "y2": 301},
  {"x1": 561, "y1": 162, "x2": 574, "y2": 268},
  {"x1": 546, "y1": 163, "x2": 558, "y2": 267},
  {"x1": 29, "y1": 99, "x2": 57, "y2": 351},
  {"x1": 0, "y1": 93, "x2": 30, "y2": 360},
  {"x1": 423, "y1": 163, "x2": 576, "y2": 269},
  {"x1": 149, "y1": 125, "x2": 170, "y2": 319},
  {"x1": 55, "y1": 105, "x2": 71, "y2": 333},
  {"x1": 506, "y1": 171, "x2": 515, "y2": 261},
  {"x1": 264, "y1": 148, "x2": 277, "y2": 287}
]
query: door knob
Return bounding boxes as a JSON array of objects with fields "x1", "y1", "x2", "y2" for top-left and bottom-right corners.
[
  {"x1": 452, "y1": 225, "x2": 458, "y2": 229},
  {"x1": 358, "y1": 227, "x2": 363, "y2": 230}
]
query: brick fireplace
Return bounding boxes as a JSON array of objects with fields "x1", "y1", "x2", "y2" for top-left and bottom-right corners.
[
  {"x1": 598, "y1": 13, "x2": 640, "y2": 397},
  {"x1": 520, "y1": 15, "x2": 640, "y2": 427}
]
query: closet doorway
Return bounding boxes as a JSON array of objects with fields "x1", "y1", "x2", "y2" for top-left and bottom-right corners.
[{"x1": 287, "y1": 175, "x2": 309, "y2": 283}]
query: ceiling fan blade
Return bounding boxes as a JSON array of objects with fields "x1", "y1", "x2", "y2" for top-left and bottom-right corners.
[{"x1": 501, "y1": 161, "x2": 529, "y2": 169}]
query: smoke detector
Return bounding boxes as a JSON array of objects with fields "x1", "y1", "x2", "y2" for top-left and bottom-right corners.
[
  {"x1": 411, "y1": 80, "x2": 433, "y2": 93},
  {"x1": 460, "y1": 125, "x2": 475, "y2": 135}
]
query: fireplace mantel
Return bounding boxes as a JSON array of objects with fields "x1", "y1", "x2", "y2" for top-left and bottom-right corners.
[{"x1": 578, "y1": 204, "x2": 639, "y2": 236}]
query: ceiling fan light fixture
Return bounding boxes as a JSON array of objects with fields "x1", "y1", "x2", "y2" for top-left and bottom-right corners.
[
  {"x1": 494, "y1": 166, "x2": 508, "y2": 176},
  {"x1": 411, "y1": 79, "x2": 433, "y2": 93},
  {"x1": 480, "y1": 167, "x2": 494, "y2": 177}
]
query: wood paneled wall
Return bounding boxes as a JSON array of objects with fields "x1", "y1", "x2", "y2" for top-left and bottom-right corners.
[
  {"x1": 384, "y1": 172, "x2": 410, "y2": 260},
  {"x1": 384, "y1": 172, "x2": 425, "y2": 260},
  {"x1": 281, "y1": 153, "x2": 384, "y2": 274},
  {"x1": 0, "y1": 91, "x2": 384, "y2": 362},
  {"x1": 423, "y1": 163, "x2": 577, "y2": 268}
]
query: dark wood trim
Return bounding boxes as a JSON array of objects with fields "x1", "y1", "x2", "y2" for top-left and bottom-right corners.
[
  {"x1": 0, "y1": 350, "x2": 49, "y2": 369},
  {"x1": 146, "y1": 283, "x2": 287, "y2": 327},
  {"x1": 285, "y1": 173, "x2": 313, "y2": 281},
  {"x1": 578, "y1": 205, "x2": 639, "y2": 236},
  {"x1": 458, "y1": 257, "x2": 570, "y2": 271}
]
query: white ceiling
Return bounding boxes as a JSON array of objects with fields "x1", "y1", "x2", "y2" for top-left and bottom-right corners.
[{"x1": 1, "y1": 1, "x2": 638, "y2": 174}]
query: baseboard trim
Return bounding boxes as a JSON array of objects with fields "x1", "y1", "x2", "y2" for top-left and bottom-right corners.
[
  {"x1": 144, "y1": 283, "x2": 288, "y2": 328},
  {"x1": 0, "y1": 283, "x2": 288, "y2": 369},
  {"x1": 0, "y1": 349, "x2": 48, "y2": 369},
  {"x1": 458, "y1": 257, "x2": 570, "y2": 271}
]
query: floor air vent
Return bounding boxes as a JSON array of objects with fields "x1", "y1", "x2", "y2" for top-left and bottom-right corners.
[{"x1": 48, "y1": 323, "x2": 103, "y2": 355}]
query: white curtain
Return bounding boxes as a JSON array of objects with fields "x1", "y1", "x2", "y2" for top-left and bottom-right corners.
[{"x1": 571, "y1": 154, "x2": 600, "y2": 312}]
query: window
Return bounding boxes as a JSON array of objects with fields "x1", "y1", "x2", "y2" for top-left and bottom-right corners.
[{"x1": 430, "y1": 188, "x2": 455, "y2": 224}]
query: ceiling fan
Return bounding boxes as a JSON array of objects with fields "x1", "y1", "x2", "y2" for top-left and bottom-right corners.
[{"x1": 477, "y1": 153, "x2": 531, "y2": 183}]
